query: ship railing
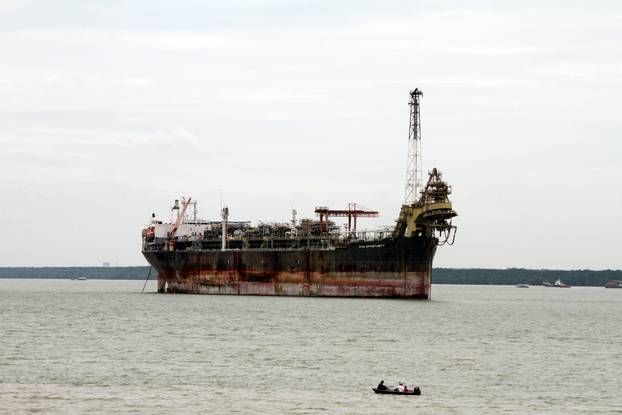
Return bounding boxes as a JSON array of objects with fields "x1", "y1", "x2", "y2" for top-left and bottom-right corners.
[
  {"x1": 144, "y1": 232, "x2": 392, "y2": 252},
  {"x1": 347, "y1": 228, "x2": 393, "y2": 242}
]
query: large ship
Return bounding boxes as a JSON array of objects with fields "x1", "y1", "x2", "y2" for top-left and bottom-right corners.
[{"x1": 142, "y1": 89, "x2": 457, "y2": 299}]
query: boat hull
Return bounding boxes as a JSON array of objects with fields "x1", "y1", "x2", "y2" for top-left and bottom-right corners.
[
  {"x1": 372, "y1": 388, "x2": 421, "y2": 395},
  {"x1": 143, "y1": 236, "x2": 437, "y2": 299}
]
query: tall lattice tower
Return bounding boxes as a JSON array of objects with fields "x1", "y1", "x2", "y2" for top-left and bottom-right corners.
[{"x1": 404, "y1": 88, "x2": 423, "y2": 205}]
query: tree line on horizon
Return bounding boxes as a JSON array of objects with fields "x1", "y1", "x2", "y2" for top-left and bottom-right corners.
[
  {"x1": 0, "y1": 266, "x2": 620, "y2": 287},
  {"x1": 432, "y1": 268, "x2": 621, "y2": 287}
]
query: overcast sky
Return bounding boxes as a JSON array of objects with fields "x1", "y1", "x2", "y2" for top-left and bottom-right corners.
[{"x1": 0, "y1": 1, "x2": 620, "y2": 269}]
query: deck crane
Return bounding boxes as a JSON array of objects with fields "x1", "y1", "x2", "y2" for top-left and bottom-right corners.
[
  {"x1": 315, "y1": 203, "x2": 379, "y2": 235},
  {"x1": 168, "y1": 196, "x2": 192, "y2": 239}
]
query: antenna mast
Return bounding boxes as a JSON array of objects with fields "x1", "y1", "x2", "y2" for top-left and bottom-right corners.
[{"x1": 404, "y1": 88, "x2": 423, "y2": 205}]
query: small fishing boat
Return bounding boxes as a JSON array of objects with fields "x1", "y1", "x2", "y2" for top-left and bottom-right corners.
[
  {"x1": 605, "y1": 280, "x2": 622, "y2": 288},
  {"x1": 516, "y1": 284, "x2": 529, "y2": 288},
  {"x1": 553, "y1": 279, "x2": 570, "y2": 288},
  {"x1": 77, "y1": 277, "x2": 88, "y2": 281},
  {"x1": 542, "y1": 280, "x2": 552, "y2": 287},
  {"x1": 373, "y1": 387, "x2": 421, "y2": 395}
]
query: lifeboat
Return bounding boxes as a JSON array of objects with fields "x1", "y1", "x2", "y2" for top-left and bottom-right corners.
[{"x1": 144, "y1": 226, "x2": 155, "y2": 241}]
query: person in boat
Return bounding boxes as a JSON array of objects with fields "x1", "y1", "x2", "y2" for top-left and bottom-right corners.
[
  {"x1": 376, "y1": 380, "x2": 388, "y2": 391},
  {"x1": 395, "y1": 382, "x2": 405, "y2": 392},
  {"x1": 403, "y1": 384, "x2": 409, "y2": 393}
]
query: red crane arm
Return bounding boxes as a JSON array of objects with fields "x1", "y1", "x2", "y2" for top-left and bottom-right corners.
[
  {"x1": 314, "y1": 202, "x2": 379, "y2": 218},
  {"x1": 169, "y1": 197, "x2": 192, "y2": 239},
  {"x1": 314, "y1": 203, "x2": 379, "y2": 233},
  {"x1": 314, "y1": 209, "x2": 379, "y2": 217}
]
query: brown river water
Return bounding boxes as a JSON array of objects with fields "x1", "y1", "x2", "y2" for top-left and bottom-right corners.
[{"x1": 1, "y1": 279, "x2": 621, "y2": 414}]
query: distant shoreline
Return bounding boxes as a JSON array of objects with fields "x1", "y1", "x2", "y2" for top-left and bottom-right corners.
[{"x1": 0, "y1": 266, "x2": 620, "y2": 287}]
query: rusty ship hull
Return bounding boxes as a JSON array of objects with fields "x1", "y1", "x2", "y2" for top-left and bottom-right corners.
[{"x1": 143, "y1": 235, "x2": 438, "y2": 298}]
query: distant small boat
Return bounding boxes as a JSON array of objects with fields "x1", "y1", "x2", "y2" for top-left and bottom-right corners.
[
  {"x1": 516, "y1": 284, "x2": 529, "y2": 288},
  {"x1": 605, "y1": 280, "x2": 622, "y2": 288},
  {"x1": 553, "y1": 279, "x2": 570, "y2": 288},
  {"x1": 373, "y1": 387, "x2": 421, "y2": 396},
  {"x1": 77, "y1": 277, "x2": 88, "y2": 281},
  {"x1": 542, "y1": 280, "x2": 552, "y2": 287}
]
